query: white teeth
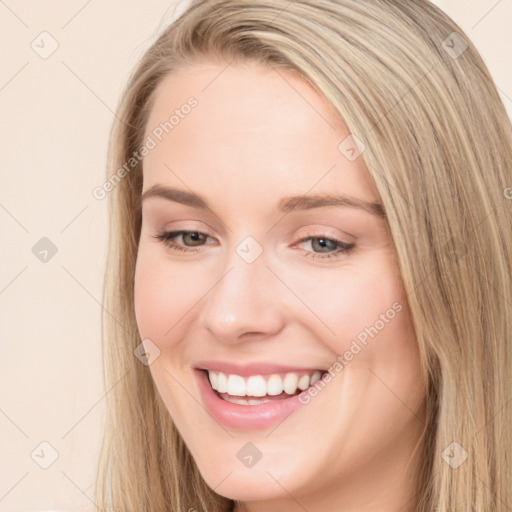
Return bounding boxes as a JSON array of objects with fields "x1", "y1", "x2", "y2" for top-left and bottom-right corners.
[
  {"x1": 246, "y1": 375, "x2": 267, "y2": 397},
  {"x1": 298, "y1": 374, "x2": 310, "y2": 390},
  {"x1": 227, "y1": 374, "x2": 246, "y2": 396},
  {"x1": 217, "y1": 372, "x2": 228, "y2": 393},
  {"x1": 209, "y1": 371, "x2": 219, "y2": 389},
  {"x1": 267, "y1": 374, "x2": 283, "y2": 396},
  {"x1": 283, "y1": 373, "x2": 299, "y2": 394},
  {"x1": 207, "y1": 370, "x2": 323, "y2": 397}
]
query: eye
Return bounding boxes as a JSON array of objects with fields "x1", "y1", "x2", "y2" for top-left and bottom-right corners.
[
  {"x1": 152, "y1": 230, "x2": 215, "y2": 252},
  {"x1": 152, "y1": 230, "x2": 356, "y2": 260},
  {"x1": 294, "y1": 234, "x2": 356, "y2": 260}
]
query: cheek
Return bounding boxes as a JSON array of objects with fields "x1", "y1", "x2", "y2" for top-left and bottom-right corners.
[
  {"x1": 286, "y1": 256, "x2": 410, "y2": 356},
  {"x1": 133, "y1": 248, "x2": 199, "y2": 346}
]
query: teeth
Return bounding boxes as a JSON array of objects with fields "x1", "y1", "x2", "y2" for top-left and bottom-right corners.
[
  {"x1": 227, "y1": 374, "x2": 246, "y2": 396},
  {"x1": 310, "y1": 371, "x2": 321, "y2": 385},
  {"x1": 298, "y1": 374, "x2": 310, "y2": 390},
  {"x1": 217, "y1": 372, "x2": 228, "y2": 393},
  {"x1": 209, "y1": 371, "x2": 219, "y2": 389},
  {"x1": 246, "y1": 375, "x2": 267, "y2": 397},
  {"x1": 283, "y1": 373, "x2": 299, "y2": 394},
  {"x1": 267, "y1": 374, "x2": 284, "y2": 396},
  {"x1": 207, "y1": 370, "x2": 323, "y2": 397},
  {"x1": 223, "y1": 395, "x2": 274, "y2": 406}
]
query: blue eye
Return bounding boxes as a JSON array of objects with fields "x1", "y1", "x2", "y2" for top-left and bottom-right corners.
[{"x1": 152, "y1": 230, "x2": 356, "y2": 260}]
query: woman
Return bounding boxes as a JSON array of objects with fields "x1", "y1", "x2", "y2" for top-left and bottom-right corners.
[{"x1": 95, "y1": 1, "x2": 512, "y2": 510}]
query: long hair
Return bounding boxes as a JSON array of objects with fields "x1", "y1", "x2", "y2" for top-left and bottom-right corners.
[{"x1": 95, "y1": 1, "x2": 512, "y2": 510}]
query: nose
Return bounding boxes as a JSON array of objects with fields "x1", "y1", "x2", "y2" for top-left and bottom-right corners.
[{"x1": 198, "y1": 248, "x2": 286, "y2": 344}]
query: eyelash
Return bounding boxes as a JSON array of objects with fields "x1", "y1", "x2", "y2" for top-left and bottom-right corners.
[{"x1": 152, "y1": 230, "x2": 356, "y2": 260}]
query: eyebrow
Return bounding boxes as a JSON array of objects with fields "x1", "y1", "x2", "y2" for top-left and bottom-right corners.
[{"x1": 141, "y1": 185, "x2": 386, "y2": 219}]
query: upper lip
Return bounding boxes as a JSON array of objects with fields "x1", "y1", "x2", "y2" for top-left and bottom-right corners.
[{"x1": 195, "y1": 360, "x2": 326, "y2": 377}]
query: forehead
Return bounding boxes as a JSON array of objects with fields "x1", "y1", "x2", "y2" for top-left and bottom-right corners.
[{"x1": 142, "y1": 60, "x2": 379, "y2": 205}]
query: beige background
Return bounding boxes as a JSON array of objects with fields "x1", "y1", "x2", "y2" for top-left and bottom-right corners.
[{"x1": 0, "y1": 1, "x2": 510, "y2": 510}]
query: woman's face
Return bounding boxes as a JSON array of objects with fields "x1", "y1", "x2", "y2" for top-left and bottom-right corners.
[{"x1": 134, "y1": 59, "x2": 426, "y2": 509}]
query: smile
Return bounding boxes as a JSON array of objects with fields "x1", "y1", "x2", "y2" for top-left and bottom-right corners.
[
  {"x1": 207, "y1": 369, "x2": 323, "y2": 405},
  {"x1": 195, "y1": 363, "x2": 328, "y2": 429}
]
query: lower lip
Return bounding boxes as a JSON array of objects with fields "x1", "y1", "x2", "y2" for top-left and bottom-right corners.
[{"x1": 195, "y1": 369, "x2": 305, "y2": 430}]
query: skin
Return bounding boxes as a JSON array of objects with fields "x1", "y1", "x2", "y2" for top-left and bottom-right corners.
[{"x1": 134, "y1": 59, "x2": 426, "y2": 512}]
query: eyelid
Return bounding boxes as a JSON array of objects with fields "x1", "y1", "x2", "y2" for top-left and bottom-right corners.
[{"x1": 297, "y1": 226, "x2": 355, "y2": 242}]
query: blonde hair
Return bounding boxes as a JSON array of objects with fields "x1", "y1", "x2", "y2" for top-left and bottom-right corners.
[{"x1": 95, "y1": 1, "x2": 512, "y2": 510}]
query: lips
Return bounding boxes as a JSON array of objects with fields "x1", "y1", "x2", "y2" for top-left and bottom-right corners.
[{"x1": 194, "y1": 361, "x2": 328, "y2": 429}]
